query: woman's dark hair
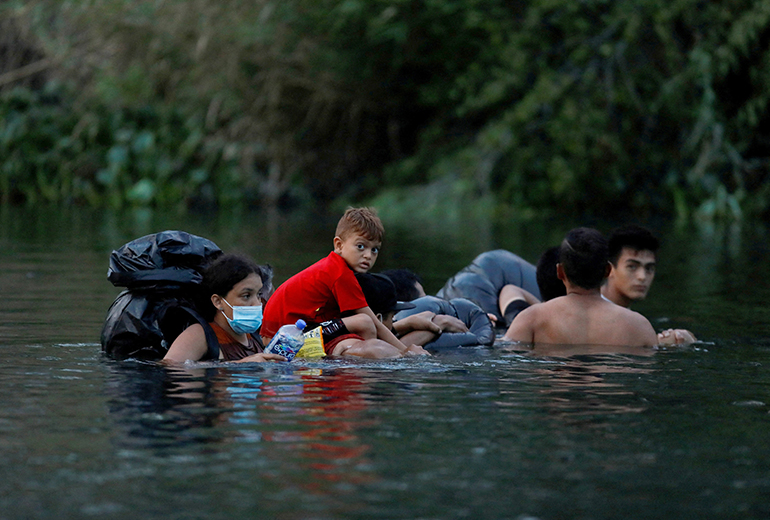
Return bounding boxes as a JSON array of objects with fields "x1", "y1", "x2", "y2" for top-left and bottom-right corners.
[{"x1": 203, "y1": 253, "x2": 272, "y2": 299}]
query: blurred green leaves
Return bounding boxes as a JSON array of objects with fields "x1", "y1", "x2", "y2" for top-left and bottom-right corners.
[{"x1": 1, "y1": 0, "x2": 769, "y2": 221}]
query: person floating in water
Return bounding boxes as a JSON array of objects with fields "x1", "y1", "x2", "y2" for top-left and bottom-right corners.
[
  {"x1": 437, "y1": 249, "x2": 544, "y2": 329},
  {"x1": 502, "y1": 227, "x2": 658, "y2": 347},
  {"x1": 601, "y1": 225, "x2": 697, "y2": 345},
  {"x1": 261, "y1": 207, "x2": 429, "y2": 358},
  {"x1": 379, "y1": 268, "x2": 495, "y2": 350}
]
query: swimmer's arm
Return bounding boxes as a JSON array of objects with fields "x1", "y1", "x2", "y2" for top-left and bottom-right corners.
[
  {"x1": 233, "y1": 352, "x2": 287, "y2": 363},
  {"x1": 431, "y1": 314, "x2": 469, "y2": 333},
  {"x1": 392, "y1": 311, "x2": 441, "y2": 336},
  {"x1": 163, "y1": 324, "x2": 209, "y2": 363},
  {"x1": 354, "y1": 306, "x2": 429, "y2": 355}
]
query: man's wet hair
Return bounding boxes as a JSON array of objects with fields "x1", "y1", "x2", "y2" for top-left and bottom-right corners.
[
  {"x1": 335, "y1": 207, "x2": 384, "y2": 242},
  {"x1": 381, "y1": 268, "x2": 423, "y2": 301},
  {"x1": 559, "y1": 227, "x2": 609, "y2": 290},
  {"x1": 536, "y1": 246, "x2": 566, "y2": 301},
  {"x1": 607, "y1": 225, "x2": 659, "y2": 265}
]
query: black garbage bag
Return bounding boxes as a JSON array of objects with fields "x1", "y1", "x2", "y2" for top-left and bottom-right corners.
[
  {"x1": 101, "y1": 230, "x2": 223, "y2": 360},
  {"x1": 394, "y1": 295, "x2": 494, "y2": 351}
]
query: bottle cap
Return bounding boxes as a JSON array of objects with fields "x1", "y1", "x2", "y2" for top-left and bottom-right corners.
[{"x1": 295, "y1": 319, "x2": 306, "y2": 331}]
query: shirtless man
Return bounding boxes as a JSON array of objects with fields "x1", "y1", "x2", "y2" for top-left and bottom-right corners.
[
  {"x1": 502, "y1": 227, "x2": 658, "y2": 347},
  {"x1": 601, "y1": 225, "x2": 696, "y2": 345}
]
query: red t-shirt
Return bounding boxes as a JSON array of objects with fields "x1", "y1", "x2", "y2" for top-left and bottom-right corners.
[{"x1": 261, "y1": 252, "x2": 368, "y2": 337}]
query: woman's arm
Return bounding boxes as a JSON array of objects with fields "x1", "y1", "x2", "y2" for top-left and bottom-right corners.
[
  {"x1": 234, "y1": 352, "x2": 287, "y2": 363},
  {"x1": 163, "y1": 323, "x2": 209, "y2": 363}
]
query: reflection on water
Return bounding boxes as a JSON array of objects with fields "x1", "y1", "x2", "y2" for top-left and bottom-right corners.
[{"x1": 1, "y1": 206, "x2": 770, "y2": 519}]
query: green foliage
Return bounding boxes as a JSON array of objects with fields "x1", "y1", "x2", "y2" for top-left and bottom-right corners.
[
  {"x1": 0, "y1": 84, "x2": 247, "y2": 208},
  {"x1": 374, "y1": 0, "x2": 770, "y2": 220},
  {"x1": 3, "y1": 0, "x2": 770, "y2": 220}
]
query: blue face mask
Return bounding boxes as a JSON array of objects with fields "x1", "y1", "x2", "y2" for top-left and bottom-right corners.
[{"x1": 221, "y1": 299, "x2": 263, "y2": 335}]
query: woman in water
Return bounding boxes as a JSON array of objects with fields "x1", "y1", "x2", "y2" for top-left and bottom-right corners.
[{"x1": 163, "y1": 253, "x2": 286, "y2": 363}]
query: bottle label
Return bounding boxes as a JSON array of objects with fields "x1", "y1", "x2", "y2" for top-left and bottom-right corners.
[
  {"x1": 265, "y1": 330, "x2": 304, "y2": 361},
  {"x1": 295, "y1": 326, "x2": 326, "y2": 359}
]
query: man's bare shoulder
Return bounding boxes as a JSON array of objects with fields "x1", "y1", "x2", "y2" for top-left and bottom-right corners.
[
  {"x1": 516, "y1": 298, "x2": 565, "y2": 322},
  {"x1": 605, "y1": 303, "x2": 658, "y2": 344},
  {"x1": 607, "y1": 302, "x2": 652, "y2": 323},
  {"x1": 501, "y1": 298, "x2": 563, "y2": 342}
]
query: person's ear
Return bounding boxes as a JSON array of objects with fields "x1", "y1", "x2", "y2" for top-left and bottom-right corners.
[
  {"x1": 376, "y1": 313, "x2": 383, "y2": 323},
  {"x1": 211, "y1": 294, "x2": 223, "y2": 311},
  {"x1": 604, "y1": 261, "x2": 612, "y2": 278},
  {"x1": 333, "y1": 236, "x2": 343, "y2": 253},
  {"x1": 556, "y1": 263, "x2": 566, "y2": 282}
]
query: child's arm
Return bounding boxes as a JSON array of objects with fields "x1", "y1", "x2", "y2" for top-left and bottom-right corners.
[{"x1": 354, "y1": 307, "x2": 429, "y2": 355}]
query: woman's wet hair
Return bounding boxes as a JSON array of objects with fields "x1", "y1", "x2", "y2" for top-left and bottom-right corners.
[
  {"x1": 559, "y1": 227, "x2": 609, "y2": 290},
  {"x1": 203, "y1": 253, "x2": 271, "y2": 299}
]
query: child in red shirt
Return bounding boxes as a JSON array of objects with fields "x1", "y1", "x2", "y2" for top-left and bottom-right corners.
[{"x1": 261, "y1": 207, "x2": 428, "y2": 358}]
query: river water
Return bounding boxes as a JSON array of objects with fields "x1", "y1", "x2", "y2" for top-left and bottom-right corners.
[{"x1": 1, "y1": 205, "x2": 769, "y2": 519}]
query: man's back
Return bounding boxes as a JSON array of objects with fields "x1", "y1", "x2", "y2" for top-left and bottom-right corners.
[{"x1": 505, "y1": 293, "x2": 658, "y2": 347}]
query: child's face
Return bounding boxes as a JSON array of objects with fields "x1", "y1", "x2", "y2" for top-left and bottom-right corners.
[{"x1": 334, "y1": 232, "x2": 380, "y2": 273}]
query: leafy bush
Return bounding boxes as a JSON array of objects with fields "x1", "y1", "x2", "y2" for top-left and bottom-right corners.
[
  {"x1": 0, "y1": 84, "x2": 248, "y2": 207},
  {"x1": 2, "y1": 0, "x2": 769, "y2": 220}
]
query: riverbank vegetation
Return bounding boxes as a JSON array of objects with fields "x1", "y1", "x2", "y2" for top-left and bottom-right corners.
[{"x1": 1, "y1": 0, "x2": 768, "y2": 221}]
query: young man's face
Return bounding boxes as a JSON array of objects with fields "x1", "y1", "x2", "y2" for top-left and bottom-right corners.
[
  {"x1": 333, "y1": 233, "x2": 380, "y2": 273},
  {"x1": 607, "y1": 248, "x2": 656, "y2": 302}
]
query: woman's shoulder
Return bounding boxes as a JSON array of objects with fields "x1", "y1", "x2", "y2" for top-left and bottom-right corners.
[{"x1": 164, "y1": 323, "x2": 209, "y2": 362}]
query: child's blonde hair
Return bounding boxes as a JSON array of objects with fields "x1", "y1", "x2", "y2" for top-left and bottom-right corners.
[{"x1": 335, "y1": 207, "x2": 384, "y2": 242}]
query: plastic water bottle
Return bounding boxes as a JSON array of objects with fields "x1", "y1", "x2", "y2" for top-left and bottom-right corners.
[{"x1": 264, "y1": 319, "x2": 306, "y2": 361}]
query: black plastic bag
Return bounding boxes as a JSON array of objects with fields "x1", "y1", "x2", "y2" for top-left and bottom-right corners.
[
  {"x1": 107, "y1": 229, "x2": 222, "y2": 289},
  {"x1": 101, "y1": 231, "x2": 222, "y2": 360}
]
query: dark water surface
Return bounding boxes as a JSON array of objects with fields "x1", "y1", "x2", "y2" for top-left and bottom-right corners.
[{"x1": 1, "y1": 205, "x2": 769, "y2": 519}]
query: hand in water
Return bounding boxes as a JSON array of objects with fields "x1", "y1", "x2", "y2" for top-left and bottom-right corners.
[
  {"x1": 238, "y1": 352, "x2": 287, "y2": 362},
  {"x1": 405, "y1": 344, "x2": 431, "y2": 356},
  {"x1": 657, "y1": 328, "x2": 697, "y2": 345},
  {"x1": 431, "y1": 314, "x2": 469, "y2": 333}
]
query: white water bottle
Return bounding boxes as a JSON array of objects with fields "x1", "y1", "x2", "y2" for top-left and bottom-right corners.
[{"x1": 264, "y1": 319, "x2": 306, "y2": 361}]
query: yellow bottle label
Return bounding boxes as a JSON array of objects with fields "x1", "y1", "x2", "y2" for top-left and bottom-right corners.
[{"x1": 295, "y1": 326, "x2": 326, "y2": 359}]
